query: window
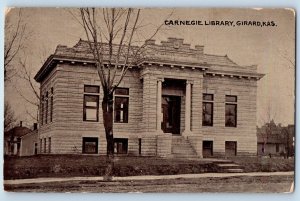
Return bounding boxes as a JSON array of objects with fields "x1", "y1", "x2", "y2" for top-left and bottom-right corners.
[
  {"x1": 83, "y1": 85, "x2": 100, "y2": 121},
  {"x1": 50, "y1": 88, "x2": 53, "y2": 122},
  {"x1": 41, "y1": 95, "x2": 44, "y2": 125},
  {"x1": 48, "y1": 137, "x2": 51, "y2": 153},
  {"x1": 44, "y1": 138, "x2": 47, "y2": 153},
  {"x1": 114, "y1": 88, "x2": 129, "y2": 123},
  {"x1": 45, "y1": 92, "x2": 48, "y2": 124},
  {"x1": 84, "y1": 85, "x2": 100, "y2": 93},
  {"x1": 225, "y1": 141, "x2": 237, "y2": 156},
  {"x1": 203, "y1": 141, "x2": 213, "y2": 157},
  {"x1": 203, "y1": 141, "x2": 213, "y2": 149},
  {"x1": 40, "y1": 139, "x2": 42, "y2": 153},
  {"x1": 34, "y1": 143, "x2": 38, "y2": 155},
  {"x1": 82, "y1": 137, "x2": 98, "y2": 154},
  {"x1": 114, "y1": 138, "x2": 128, "y2": 154},
  {"x1": 276, "y1": 143, "x2": 280, "y2": 153},
  {"x1": 225, "y1": 95, "x2": 237, "y2": 127},
  {"x1": 202, "y1": 94, "x2": 214, "y2": 126},
  {"x1": 139, "y1": 138, "x2": 142, "y2": 155}
]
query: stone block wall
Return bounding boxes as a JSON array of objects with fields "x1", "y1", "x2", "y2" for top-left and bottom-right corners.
[
  {"x1": 187, "y1": 135, "x2": 203, "y2": 157},
  {"x1": 128, "y1": 137, "x2": 140, "y2": 156},
  {"x1": 38, "y1": 63, "x2": 143, "y2": 155},
  {"x1": 202, "y1": 75, "x2": 258, "y2": 156},
  {"x1": 140, "y1": 136, "x2": 157, "y2": 156},
  {"x1": 156, "y1": 135, "x2": 172, "y2": 157},
  {"x1": 37, "y1": 60, "x2": 259, "y2": 157}
]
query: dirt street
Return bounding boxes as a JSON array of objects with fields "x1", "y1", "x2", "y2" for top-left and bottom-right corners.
[{"x1": 5, "y1": 175, "x2": 294, "y2": 193}]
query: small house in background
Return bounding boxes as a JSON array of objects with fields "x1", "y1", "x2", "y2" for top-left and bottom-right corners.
[
  {"x1": 257, "y1": 121, "x2": 295, "y2": 157},
  {"x1": 4, "y1": 121, "x2": 32, "y2": 156},
  {"x1": 20, "y1": 123, "x2": 39, "y2": 156}
]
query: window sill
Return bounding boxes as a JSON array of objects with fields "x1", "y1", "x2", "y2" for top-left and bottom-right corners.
[
  {"x1": 114, "y1": 122, "x2": 129, "y2": 124},
  {"x1": 83, "y1": 120, "x2": 99, "y2": 123},
  {"x1": 82, "y1": 153, "x2": 99, "y2": 155}
]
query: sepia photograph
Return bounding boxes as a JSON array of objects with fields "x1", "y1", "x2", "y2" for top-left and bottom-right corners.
[{"x1": 3, "y1": 8, "x2": 295, "y2": 193}]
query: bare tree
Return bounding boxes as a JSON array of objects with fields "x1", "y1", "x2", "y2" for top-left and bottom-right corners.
[
  {"x1": 4, "y1": 9, "x2": 28, "y2": 81},
  {"x1": 5, "y1": 9, "x2": 39, "y2": 123},
  {"x1": 17, "y1": 59, "x2": 40, "y2": 121},
  {"x1": 78, "y1": 8, "x2": 168, "y2": 179},
  {"x1": 258, "y1": 104, "x2": 276, "y2": 155},
  {"x1": 280, "y1": 126, "x2": 294, "y2": 159},
  {"x1": 4, "y1": 102, "x2": 17, "y2": 132}
]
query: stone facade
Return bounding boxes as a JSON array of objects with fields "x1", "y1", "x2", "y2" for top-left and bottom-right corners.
[{"x1": 34, "y1": 38, "x2": 263, "y2": 158}]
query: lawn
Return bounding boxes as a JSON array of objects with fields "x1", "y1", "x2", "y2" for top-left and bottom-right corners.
[
  {"x1": 229, "y1": 156, "x2": 294, "y2": 172},
  {"x1": 4, "y1": 155, "x2": 216, "y2": 180},
  {"x1": 4, "y1": 155, "x2": 295, "y2": 180}
]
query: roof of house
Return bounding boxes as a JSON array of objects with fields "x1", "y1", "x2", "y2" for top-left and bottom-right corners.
[
  {"x1": 4, "y1": 126, "x2": 32, "y2": 138},
  {"x1": 35, "y1": 38, "x2": 264, "y2": 82},
  {"x1": 256, "y1": 121, "x2": 294, "y2": 144}
]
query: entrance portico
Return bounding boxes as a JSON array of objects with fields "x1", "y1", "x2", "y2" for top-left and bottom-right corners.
[{"x1": 155, "y1": 78, "x2": 194, "y2": 136}]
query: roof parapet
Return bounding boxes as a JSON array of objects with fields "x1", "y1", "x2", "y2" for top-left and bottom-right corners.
[
  {"x1": 145, "y1": 39, "x2": 155, "y2": 45},
  {"x1": 195, "y1": 45, "x2": 204, "y2": 54},
  {"x1": 55, "y1": 45, "x2": 68, "y2": 54}
]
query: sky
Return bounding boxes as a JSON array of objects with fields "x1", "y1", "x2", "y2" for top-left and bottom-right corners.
[{"x1": 4, "y1": 8, "x2": 295, "y2": 127}]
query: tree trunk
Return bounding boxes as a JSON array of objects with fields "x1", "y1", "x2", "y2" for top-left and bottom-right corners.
[{"x1": 102, "y1": 93, "x2": 114, "y2": 181}]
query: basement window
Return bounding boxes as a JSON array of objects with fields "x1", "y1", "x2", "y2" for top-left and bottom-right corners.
[
  {"x1": 48, "y1": 137, "x2": 51, "y2": 153},
  {"x1": 114, "y1": 138, "x2": 128, "y2": 154},
  {"x1": 276, "y1": 143, "x2": 280, "y2": 153},
  {"x1": 82, "y1": 137, "x2": 98, "y2": 154},
  {"x1": 44, "y1": 138, "x2": 47, "y2": 153}
]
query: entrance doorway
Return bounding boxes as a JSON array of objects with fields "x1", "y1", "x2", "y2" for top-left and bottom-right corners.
[{"x1": 162, "y1": 95, "x2": 181, "y2": 134}]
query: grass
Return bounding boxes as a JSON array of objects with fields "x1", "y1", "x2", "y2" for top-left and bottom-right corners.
[
  {"x1": 4, "y1": 155, "x2": 295, "y2": 180},
  {"x1": 229, "y1": 156, "x2": 294, "y2": 172},
  {"x1": 4, "y1": 155, "x2": 216, "y2": 180}
]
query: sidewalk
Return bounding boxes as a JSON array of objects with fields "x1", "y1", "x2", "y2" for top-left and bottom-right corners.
[{"x1": 4, "y1": 171, "x2": 294, "y2": 185}]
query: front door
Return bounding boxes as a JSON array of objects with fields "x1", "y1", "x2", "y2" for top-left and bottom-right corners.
[{"x1": 162, "y1": 96, "x2": 181, "y2": 134}]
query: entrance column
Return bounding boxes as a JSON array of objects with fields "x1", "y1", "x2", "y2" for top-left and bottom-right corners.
[
  {"x1": 183, "y1": 80, "x2": 193, "y2": 136},
  {"x1": 157, "y1": 78, "x2": 164, "y2": 134}
]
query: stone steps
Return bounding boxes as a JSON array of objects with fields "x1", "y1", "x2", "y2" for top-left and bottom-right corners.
[
  {"x1": 171, "y1": 136, "x2": 200, "y2": 160},
  {"x1": 225, "y1": 168, "x2": 244, "y2": 173},
  {"x1": 213, "y1": 160, "x2": 244, "y2": 173}
]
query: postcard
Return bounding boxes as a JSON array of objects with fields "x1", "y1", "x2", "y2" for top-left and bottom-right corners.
[{"x1": 4, "y1": 8, "x2": 295, "y2": 193}]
